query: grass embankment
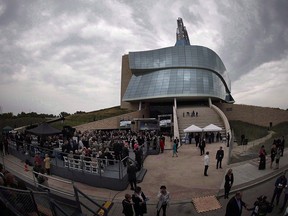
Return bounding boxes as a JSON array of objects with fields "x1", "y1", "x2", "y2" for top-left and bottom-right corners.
[
  {"x1": 0, "y1": 117, "x2": 46, "y2": 131},
  {"x1": 230, "y1": 121, "x2": 288, "y2": 163},
  {"x1": 0, "y1": 106, "x2": 133, "y2": 132},
  {"x1": 51, "y1": 106, "x2": 132, "y2": 129}
]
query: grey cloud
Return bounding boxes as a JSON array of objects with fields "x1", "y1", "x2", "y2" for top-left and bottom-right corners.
[
  {"x1": 216, "y1": 0, "x2": 288, "y2": 80},
  {"x1": 0, "y1": 0, "x2": 287, "y2": 114}
]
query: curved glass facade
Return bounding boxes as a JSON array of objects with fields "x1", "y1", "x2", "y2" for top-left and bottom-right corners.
[{"x1": 123, "y1": 45, "x2": 233, "y2": 103}]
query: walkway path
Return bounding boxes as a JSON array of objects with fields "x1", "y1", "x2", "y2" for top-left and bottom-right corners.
[{"x1": 2, "y1": 138, "x2": 288, "y2": 215}]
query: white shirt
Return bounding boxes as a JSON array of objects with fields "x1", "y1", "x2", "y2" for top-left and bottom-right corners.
[
  {"x1": 204, "y1": 155, "x2": 210, "y2": 166},
  {"x1": 284, "y1": 206, "x2": 288, "y2": 216}
]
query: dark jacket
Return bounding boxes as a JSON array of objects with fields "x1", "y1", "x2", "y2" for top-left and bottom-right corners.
[
  {"x1": 127, "y1": 164, "x2": 137, "y2": 181},
  {"x1": 122, "y1": 198, "x2": 134, "y2": 216},
  {"x1": 224, "y1": 173, "x2": 234, "y2": 188},
  {"x1": 225, "y1": 197, "x2": 246, "y2": 216},
  {"x1": 132, "y1": 192, "x2": 147, "y2": 215},
  {"x1": 216, "y1": 149, "x2": 224, "y2": 160}
]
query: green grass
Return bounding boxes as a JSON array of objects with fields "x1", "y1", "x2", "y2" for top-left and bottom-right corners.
[
  {"x1": 230, "y1": 120, "x2": 269, "y2": 145},
  {"x1": 230, "y1": 121, "x2": 288, "y2": 164},
  {"x1": 0, "y1": 106, "x2": 133, "y2": 132},
  {"x1": 0, "y1": 117, "x2": 46, "y2": 131},
  {"x1": 50, "y1": 106, "x2": 133, "y2": 129}
]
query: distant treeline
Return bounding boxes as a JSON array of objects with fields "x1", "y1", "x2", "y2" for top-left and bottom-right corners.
[{"x1": 0, "y1": 112, "x2": 57, "y2": 119}]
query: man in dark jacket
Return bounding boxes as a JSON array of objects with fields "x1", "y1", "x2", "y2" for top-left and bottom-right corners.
[
  {"x1": 122, "y1": 143, "x2": 130, "y2": 167},
  {"x1": 127, "y1": 162, "x2": 137, "y2": 190},
  {"x1": 216, "y1": 146, "x2": 224, "y2": 169},
  {"x1": 225, "y1": 191, "x2": 247, "y2": 216},
  {"x1": 271, "y1": 174, "x2": 287, "y2": 205}
]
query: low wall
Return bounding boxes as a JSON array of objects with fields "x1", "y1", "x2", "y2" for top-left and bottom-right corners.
[
  {"x1": 75, "y1": 109, "x2": 149, "y2": 132},
  {"x1": 7, "y1": 145, "x2": 130, "y2": 191},
  {"x1": 215, "y1": 103, "x2": 288, "y2": 127},
  {"x1": 52, "y1": 166, "x2": 129, "y2": 191}
]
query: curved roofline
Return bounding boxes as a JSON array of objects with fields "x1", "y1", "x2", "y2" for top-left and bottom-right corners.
[{"x1": 129, "y1": 45, "x2": 231, "y2": 92}]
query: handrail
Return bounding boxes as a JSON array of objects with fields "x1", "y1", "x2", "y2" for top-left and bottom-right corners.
[
  {"x1": 32, "y1": 171, "x2": 74, "y2": 197},
  {"x1": 121, "y1": 156, "x2": 136, "y2": 164},
  {"x1": 173, "y1": 106, "x2": 180, "y2": 144},
  {"x1": 73, "y1": 186, "x2": 108, "y2": 216},
  {"x1": 32, "y1": 171, "x2": 72, "y2": 184},
  {"x1": 0, "y1": 189, "x2": 29, "y2": 216},
  {"x1": 1, "y1": 154, "x2": 74, "y2": 197},
  {"x1": 50, "y1": 199, "x2": 70, "y2": 216}
]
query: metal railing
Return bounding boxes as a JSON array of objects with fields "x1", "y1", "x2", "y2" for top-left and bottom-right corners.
[
  {"x1": 0, "y1": 152, "x2": 75, "y2": 198},
  {"x1": 74, "y1": 186, "x2": 108, "y2": 216}
]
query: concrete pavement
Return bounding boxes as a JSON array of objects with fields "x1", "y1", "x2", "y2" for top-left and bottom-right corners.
[{"x1": 1, "y1": 139, "x2": 288, "y2": 215}]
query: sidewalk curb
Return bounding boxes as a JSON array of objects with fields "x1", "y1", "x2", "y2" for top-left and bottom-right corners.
[{"x1": 216, "y1": 164, "x2": 288, "y2": 199}]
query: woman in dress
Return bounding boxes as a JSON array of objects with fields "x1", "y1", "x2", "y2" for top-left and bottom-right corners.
[
  {"x1": 258, "y1": 145, "x2": 267, "y2": 170},
  {"x1": 224, "y1": 169, "x2": 234, "y2": 199}
]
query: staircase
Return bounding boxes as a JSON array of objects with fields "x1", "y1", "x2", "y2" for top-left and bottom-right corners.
[{"x1": 177, "y1": 106, "x2": 225, "y2": 142}]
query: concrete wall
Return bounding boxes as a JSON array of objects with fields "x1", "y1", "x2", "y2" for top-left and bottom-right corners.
[
  {"x1": 120, "y1": 54, "x2": 136, "y2": 110},
  {"x1": 74, "y1": 109, "x2": 149, "y2": 132},
  {"x1": 215, "y1": 103, "x2": 288, "y2": 127},
  {"x1": 52, "y1": 166, "x2": 129, "y2": 191}
]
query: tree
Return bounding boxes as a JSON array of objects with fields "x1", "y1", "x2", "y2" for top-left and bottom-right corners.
[{"x1": 60, "y1": 112, "x2": 70, "y2": 117}]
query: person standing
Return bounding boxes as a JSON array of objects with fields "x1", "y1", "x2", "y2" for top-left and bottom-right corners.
[
  {"x1": 204, "y1": 151, "x2": 210, "y2": 176},
  {"x1": 224, "y1": 169, "x2": 234, "y2": 199},
  {"x1": 199, "y1": 139, "x2": 206, "y2": 156},
  {"x1": 270, "y1": 144, "x2": 277, "y2": 169},
  {"x1": 284, "y1": 206, "x2": 288, "y2": 216},
  {"x1": 249, "y1": 195, "x2": 270, "y2": 216},
  {"x1": 172, "y1": 140, "x2": 178, "y2": 157},
  {"x1": 225, "y1": 191, "x2": 247, "y2": 216},
  {"x1": 227, "y1": 132, "x2": 230, "y2": 147},
  {"x1": 216, "y1": 146, "x2": 224, "y2": 169},
  {"x1": 132, "y1": 186, "x2": 147, "y2": 216},
  {"x1": 122, "y1": 194, "x2": 134, "y2": 216},
  {"x1": 271, "y1": 174, "x2": 287, "y2": 206},
  {"x1": 122, "y1": 143, "x2": 130, "y2": 167},
  {"x1": 258, "y1": 145, "x2": 267, "y2": 170},
  {"x1": 43, "y1": 154, "x2": 51, "y2": 175},
  {"x1": 127, "y1": 162, "x2": 137, "y2": 190},
  {"x1": 280, "y1": 185, "x2": 288, "y2": 213},
  {"x1": 174, "y1": 137, "x2": 179, "y2": 153},
  {"x1": 280, "y1": 136, "x2": 285, "y2": 156},
  {"x1": 159, "y1": 136, "x2": 165, "y2": 153},
  {"x1": 134, "y1": 146, "x2": 143, "y2": 171},
  {"x1": 275, "y1": 147, "x2": 282, "y2": 169},
  {"x1": 34, "y1": 153, "x2": 42, "y2": 167},
  {"x1": 156, "y1": 185, "x2": 170, "y2": 216}
]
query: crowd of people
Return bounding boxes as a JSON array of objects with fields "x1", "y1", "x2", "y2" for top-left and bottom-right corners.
[
  {"x1": 258, "y1": 136, "x2": 285, "y2": 170},
  {"x1": 3, "y1": 129, "x2": 162, "y2": 172},
  {"x1": 59, "y1": 129, "x2": 160, "y2": 171},
  {"x1": 1, "y1": 125, "x2": 287, "y2": 215},
  {"x1": 225, "y1": 173, "x2": 288, "y2": 216}
]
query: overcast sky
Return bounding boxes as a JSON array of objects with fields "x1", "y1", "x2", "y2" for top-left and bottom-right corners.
[{"x1": 0, "y1": 0, "x2": 287, "y2": 115}]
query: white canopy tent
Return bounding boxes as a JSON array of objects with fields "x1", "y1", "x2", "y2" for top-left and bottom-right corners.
[
  {"x1": 202, "y1": 124, "x2": 222, "y2": 132},
  {"x1": 183, "y1": 124, "x2": 203, "y2": 133}
]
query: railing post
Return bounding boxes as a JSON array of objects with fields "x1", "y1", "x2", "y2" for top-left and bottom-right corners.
[
  {"x1": 30, "y1": 190, "x2": 41, "y2": 216},
  {"x1": 119, "y1": 159, "x2": 122, "y2": 179},
  {"x1": 73, "y1": 186, "x2": 82, "y2": 211}
]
